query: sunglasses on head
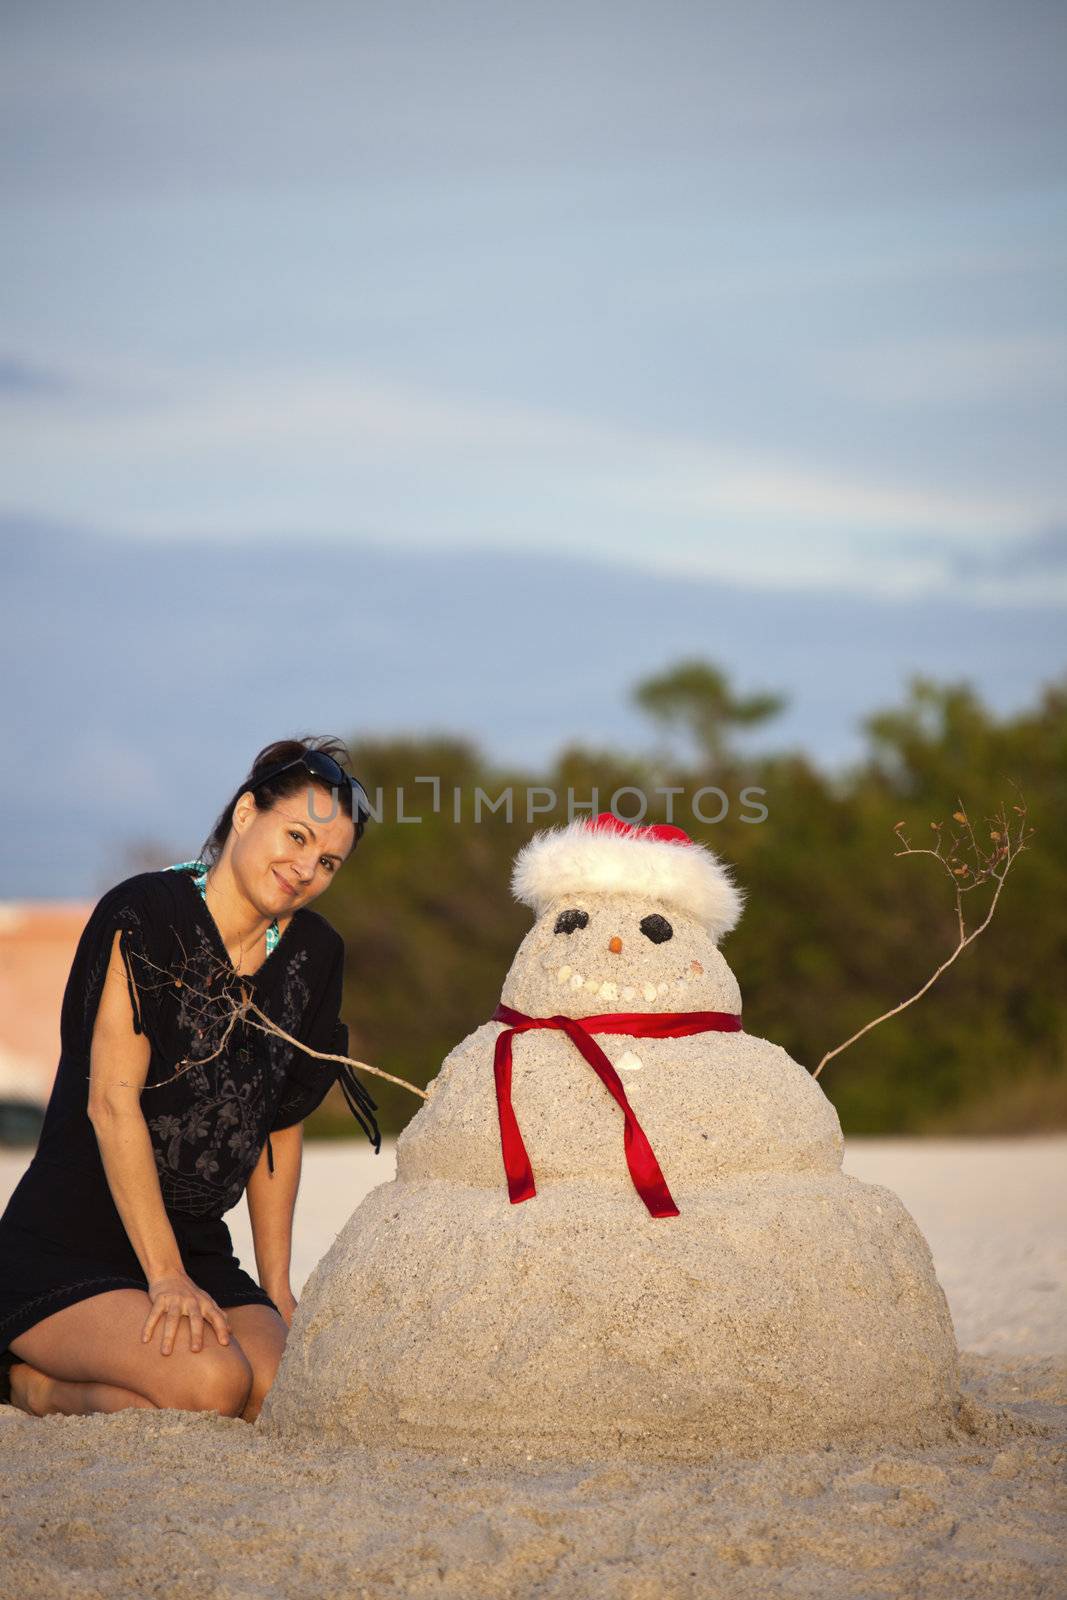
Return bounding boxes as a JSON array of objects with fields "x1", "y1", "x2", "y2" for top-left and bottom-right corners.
[{"x1": 247, "y1": 752, "x2": 373, "y2": 841}]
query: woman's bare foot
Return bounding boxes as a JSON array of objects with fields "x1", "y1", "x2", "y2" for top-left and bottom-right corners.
[
  {"x1": 8, "y1": 1358, "x2": 49, "y2": 1416},
  {"x1": 7, "y1": 1359, "x2": 156, "y2": 1417}
]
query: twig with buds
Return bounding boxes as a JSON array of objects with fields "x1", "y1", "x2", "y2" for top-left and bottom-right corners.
[{"x1": 812, "y1": 783, "x2": 1033, "y2": 1080}]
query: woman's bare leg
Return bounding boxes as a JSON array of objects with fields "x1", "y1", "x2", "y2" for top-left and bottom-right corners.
[
  {"x1": 9, "y1": 1361, "x2": 157, "y2": 1416},
  {"x1": 223, "y1": 1302, "x2": 288, "y2": 1422},
  {"x1": 8, "y1": 1287, "x2": 253, "y2": 1418}
]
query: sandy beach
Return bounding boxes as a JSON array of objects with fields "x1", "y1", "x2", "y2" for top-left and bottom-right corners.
[{"x1": 2, "y1": 1136, "x2": 1064, "y2": 1598}]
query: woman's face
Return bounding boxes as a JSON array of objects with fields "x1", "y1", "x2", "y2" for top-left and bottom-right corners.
[{"x1": 230, "y1": 782, "x2": 357, "y2": 912}]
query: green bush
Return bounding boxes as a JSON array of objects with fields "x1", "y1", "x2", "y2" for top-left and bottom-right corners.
[{"x1": 307, "y1": 671, "x2": 1065, "y2": 1140}]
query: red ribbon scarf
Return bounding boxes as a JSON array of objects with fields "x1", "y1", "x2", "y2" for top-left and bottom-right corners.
[{"x1": 490, "y1": 1002, "x2": 743, "y2": 1219}]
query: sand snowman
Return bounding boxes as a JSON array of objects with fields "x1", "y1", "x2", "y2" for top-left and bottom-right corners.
[{"x1": 261, "y1": 814, "x2": 960, "y2": 1460}]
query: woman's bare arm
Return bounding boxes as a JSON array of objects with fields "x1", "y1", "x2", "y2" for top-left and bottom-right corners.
[
  {"x1": 245, "y1": 1122, "x2": 302, "y2": 1320},
  {"x1": 85, "y1": 930, "x2": 232, "y2": 1353},
  {"x1": 86, "y1": 929, "x2": 186, "y2": 1284}
]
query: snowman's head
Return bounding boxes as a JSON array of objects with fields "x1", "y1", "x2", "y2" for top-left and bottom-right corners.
[
  {"x1": 500, "y1": 892, "x2": 742, "y2": 1015},
  {"x1": 499, "y1": 814, "x2": 745, "y2": 1016}
]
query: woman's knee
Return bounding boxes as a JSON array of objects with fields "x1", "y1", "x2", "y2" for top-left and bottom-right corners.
[
  {"x1": 8, "y1": 1291, "x2": 251, "y2": 1416},
  {"x1": 149, "y1": 1341, "x2": 254, "y2": 1417}
]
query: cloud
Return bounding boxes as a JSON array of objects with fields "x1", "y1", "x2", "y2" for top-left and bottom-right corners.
[
  {"x1": 0, "y1": 362, "x2": 1051, "y2": 547},
  {"x1": 0, "y1": 355, "x2": 70, "y2": 398},
  {"x1": 2, "y1": 0, "x2": 1065, "y2": 203},
  {"x1": 1006, "y1": 525, "x2": 1067, "y2": 574},
  {"x1": 824, "y1": 334, "x2": 1067, "y2": 409},
  {"x1": 881, "y1": 526, "x2": 1067, "y2": 585},
  {"x1": 951, "y1": 525, "x2": 1067, "y2": 578}
]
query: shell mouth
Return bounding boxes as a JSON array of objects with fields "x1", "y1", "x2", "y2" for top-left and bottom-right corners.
[{"x1": 547, "y1": 960, "x2": 704, "y2": 1005}]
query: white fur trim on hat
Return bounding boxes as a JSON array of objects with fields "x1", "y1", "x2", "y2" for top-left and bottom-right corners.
[{"x1": 511, "y1": 818, "x2": 745, "y2": 940}]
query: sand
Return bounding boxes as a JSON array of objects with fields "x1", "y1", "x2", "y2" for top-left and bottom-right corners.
[{"x1": 1, "y1": 1137, "x2": 1064, "y2": 1598}]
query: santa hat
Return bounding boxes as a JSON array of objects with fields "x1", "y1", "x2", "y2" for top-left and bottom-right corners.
[{"x1": 511, "y1": 812, "x2": 745, "y2": 941}]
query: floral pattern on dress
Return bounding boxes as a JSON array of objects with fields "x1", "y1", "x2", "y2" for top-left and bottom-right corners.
[{"x1": 142, "y1": 930, "x2": 318, "y2": 1218}]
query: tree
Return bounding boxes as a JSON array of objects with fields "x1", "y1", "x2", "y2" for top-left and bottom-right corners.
[{"x1": 632, "y1": 659, "x2": 786, "y2": 766}]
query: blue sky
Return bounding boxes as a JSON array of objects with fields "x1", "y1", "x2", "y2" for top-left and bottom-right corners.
[{"x1": 1, "y1": 1, "x2": 1065, "y2": 894}]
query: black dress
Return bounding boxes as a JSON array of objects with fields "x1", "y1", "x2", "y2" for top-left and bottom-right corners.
[{"x1": 0, "y1": 868, "x2": 379, "y2": 1354}]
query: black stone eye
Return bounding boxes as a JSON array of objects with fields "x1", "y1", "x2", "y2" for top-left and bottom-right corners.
[
  {"x1": 554, "y1": 909, "x2": 589, "y2": 935},
  {"x1": 640, "y1": 914, "x2": 673, "y2": 944}
]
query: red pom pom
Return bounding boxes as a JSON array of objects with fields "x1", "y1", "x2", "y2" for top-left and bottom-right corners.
[{"x1": 587, "y1": 812, "x2": 692, "y2": 846}]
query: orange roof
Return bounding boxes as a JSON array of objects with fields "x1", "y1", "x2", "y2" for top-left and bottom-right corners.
[{"x1": 0, "y1": 902, "x2": 92, "y2": 1104}]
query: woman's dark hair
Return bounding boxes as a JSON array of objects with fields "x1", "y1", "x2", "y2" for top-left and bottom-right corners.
[{"x1": 197, "y1": 735, "x2": 359, "y2": 869}]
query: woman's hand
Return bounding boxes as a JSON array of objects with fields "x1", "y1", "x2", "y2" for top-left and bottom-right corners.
[
  {"x1": 143, "y1": 1272, "x2": 232, "y2": 1355},
  {"x1": 268, "y1": 1284, "x2": 299, "y2": 1329}
]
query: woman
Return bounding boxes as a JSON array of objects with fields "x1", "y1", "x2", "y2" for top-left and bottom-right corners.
[{"x1": 0, "y1": 736, "x2": 378, "y2": 1421}]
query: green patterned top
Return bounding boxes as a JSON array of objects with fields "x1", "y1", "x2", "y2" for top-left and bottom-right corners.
[{"x1": 165, "y1": 860, "x2": 281, "y2": 957}]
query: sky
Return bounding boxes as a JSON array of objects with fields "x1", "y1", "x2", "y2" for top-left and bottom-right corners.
[{"x1": 1, "y1": 0, "x2": 1065, "y2": 894}]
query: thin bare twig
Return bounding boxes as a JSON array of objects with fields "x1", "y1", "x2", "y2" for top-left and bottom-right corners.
[
  {"x1": 812, "y1": 782, "x2": 1033, "y2": 1080},
  {"x1": 100, "y1": 937, "x2": 427, "y2": 1100},
  {"x1": 242, "y1": 997, "x2": 428, "y2": 1100}
]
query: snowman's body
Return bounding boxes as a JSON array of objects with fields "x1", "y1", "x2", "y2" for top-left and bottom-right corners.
[{"x1": 261, "y1": 829, "x2": 960, "y2": 1461}]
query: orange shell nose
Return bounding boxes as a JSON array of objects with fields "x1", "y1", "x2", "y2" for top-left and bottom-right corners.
[{"x1": 608, "y1": 936, "x2": 623, "y2": 954}]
